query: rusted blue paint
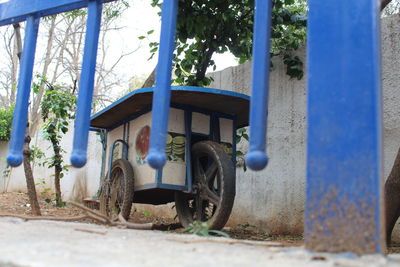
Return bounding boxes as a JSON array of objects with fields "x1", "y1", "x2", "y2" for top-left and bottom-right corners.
[{"x1": 306, "y1": 0, "x2": 385, "y2": 254}]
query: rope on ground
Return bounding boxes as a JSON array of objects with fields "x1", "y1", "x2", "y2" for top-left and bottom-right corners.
[
  {"x1": 74, "y1": 228, "x2": 107, "y2": 235},
  {"x1": 166, "y1": 237, "x2": 283, "y2": 248},
  {"x1": 0, "y1": 201, "x2": 155, "y2": 231},
  {"x1": 0, "y1": 213, "x2": 89, "y2": 221}
]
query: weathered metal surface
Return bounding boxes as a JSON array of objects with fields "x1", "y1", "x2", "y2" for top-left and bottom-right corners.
[{"x1": 306, "y1": 0, "x2": 385, "y2": 254}]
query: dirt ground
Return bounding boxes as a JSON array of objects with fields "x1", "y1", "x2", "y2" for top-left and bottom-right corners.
[{"x1": 0, "y1": 192, "x2": 303, "y2": 247}]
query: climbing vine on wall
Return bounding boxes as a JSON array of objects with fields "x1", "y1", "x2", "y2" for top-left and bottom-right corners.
[{"x1": 39, "y1": 76, "x2": 76, "y2": 206}]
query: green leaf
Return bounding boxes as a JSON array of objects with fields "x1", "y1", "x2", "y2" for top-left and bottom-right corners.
[
  {"x1": 143, "y1": 211, "x2": 151, "y2": 216},
  {"x1": 236, "y1": 151, "x2": 244, "y2": 156}
]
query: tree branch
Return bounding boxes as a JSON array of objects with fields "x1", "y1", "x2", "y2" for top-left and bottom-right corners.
[{"x1": 381, "y1": 0, "x2": 393, "y2": 11}]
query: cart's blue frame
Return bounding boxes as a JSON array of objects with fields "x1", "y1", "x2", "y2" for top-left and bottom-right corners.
[
  {"x1": 0, "y1": 0, "x2": 385, "y2": 254},
  {"x1": 90, "y1": 86, "x2": 245, "y2": 197}
]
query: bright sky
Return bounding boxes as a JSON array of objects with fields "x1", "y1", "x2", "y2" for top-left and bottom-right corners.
[
  {"x1": 105, "y1": 0, "x2": 238, "y2": 86},
  {"x1": 0, "y1": 0, "x2": 238, "y2": 100}
]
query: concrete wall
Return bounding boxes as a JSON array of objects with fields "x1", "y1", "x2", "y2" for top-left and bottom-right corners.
[
  {"x1": 208, "y1": 15, "x2": 400, "y2": 236},
  {"x1": 209, "y1": 56, "x2": 306, "y2": 234},
  {"x1": 0, "y1": 126, "x2": 103, "y2": 201}
]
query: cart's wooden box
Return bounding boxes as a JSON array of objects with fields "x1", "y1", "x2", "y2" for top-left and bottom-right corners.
[{"x1": 91, "y1": 86, "x2": 249, "y2": 204}]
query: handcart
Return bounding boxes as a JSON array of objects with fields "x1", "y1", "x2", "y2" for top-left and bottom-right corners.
[{"x1": 90, "y1": 86, "x2": 249, "y2": 229}]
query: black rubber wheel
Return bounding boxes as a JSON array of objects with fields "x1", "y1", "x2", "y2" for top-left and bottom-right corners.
[
  {"x1": 99, "y1": 159, "x2": 134, "y2": 220},
  {"x1": 175, "y1": 141, "x2": 235, "y2": 230}
]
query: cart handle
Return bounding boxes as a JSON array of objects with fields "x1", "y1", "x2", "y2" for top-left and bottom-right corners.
[{"x1": 103, "y1": 139, "x2": 129, "y2": 193}]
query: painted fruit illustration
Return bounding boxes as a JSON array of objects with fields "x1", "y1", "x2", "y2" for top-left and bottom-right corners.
[{"x1": 136, "y1": 125, "x2": 150, "y2": 160}]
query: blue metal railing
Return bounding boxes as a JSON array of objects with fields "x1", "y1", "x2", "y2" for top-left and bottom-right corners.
[
  {"x1": 245, "y1": 0, "x2": 272, "y2": 171},
  {"x1": 0, "y1": 0, "x2": 117, "y2": 168},
  {"x1": 147, "y1": 0, "x2": 179, "y2": 169},
  {"x1": 0, "y1": 0, "x2": 385, "y2": 254},
  {"x1": 6, "y1": 15, "x2": 40, "y2": 167},
  {"x1": 70, "y1": 0, "x2": 103, "y2": 167},
  {"x1": 306, "y1": 0, "x2": 384, "y2": 254}
]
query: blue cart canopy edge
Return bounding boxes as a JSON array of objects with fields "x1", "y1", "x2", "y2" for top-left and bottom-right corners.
[{"x1": 90, "y1": 86, "x2": 250, "y2": 130}]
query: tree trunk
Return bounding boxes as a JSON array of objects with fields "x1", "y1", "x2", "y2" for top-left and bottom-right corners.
[
  {"x1": 381, "y1": 0, "x2": 393, "y2": 11},
  {"x1": 141, "y1": 67, "x2": 156, "y2": 88},
  {"x1": 54, "y1": 165, "x2": 62, "y2": 206},
  {"x1": 385, "y1": 147, "x2": 400, "y2": 245},
  {"x1": 195, "y1": 46, "x2": 215, "y2": 84},
  {"x1": 30, "y1": 16, "x2": 57, "y2": 135},
  {"x1": 11, "y1": 23, "x2": 22, "y2": 105},
  {"x1": 23, "y1": 127, "x2": 41, "y2": 216},
  {"x1": 50, "y1": 133, "x2": 63, "y2": 207},
  {"x1": 13, "y1": 25, "x2": 41, "y2": 216}
]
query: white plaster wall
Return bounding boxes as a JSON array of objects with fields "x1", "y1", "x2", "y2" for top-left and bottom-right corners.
[
  {"x1": 0, "y1": 123, "x2": 103, "y2": 201},
  {"x1": 381, "y1": 15, "x2": 400, "y2": 242},
  {"x1": 209, "y1": 53, "x2": 306, "y2": 234},
  {"x1": 209, "y1": 15, "x2": 400, "y2": 236}
]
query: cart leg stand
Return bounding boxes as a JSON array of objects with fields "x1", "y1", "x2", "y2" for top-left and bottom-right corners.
[
  {"x1": 7, "y1": 15, "x2": 40, "y2": 167},
  {"x1": 245, "y1": 0, "x2": 272, "y2": 171},
  {"x1": 71, "y1": 0, "x2": 103, "y2": 168},
  {"x1": 306, "y1": 0, "x2": 385, "y2": 254},
  {"x1": 147, "y1": 0, "x2": 179, "y2": 169}
]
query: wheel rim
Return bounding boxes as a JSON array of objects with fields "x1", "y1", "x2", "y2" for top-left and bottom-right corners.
[
  {"x1": 189, "y1": 152, "x2": 222, "y2": 222},
  {"x1": 106, "y1": 167, "x2": 125, "y2": 218}
]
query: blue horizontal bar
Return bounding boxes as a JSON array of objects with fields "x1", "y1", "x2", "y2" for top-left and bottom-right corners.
[{"x1": 0, "y1": 0, "x2": 115, "y2": 26}]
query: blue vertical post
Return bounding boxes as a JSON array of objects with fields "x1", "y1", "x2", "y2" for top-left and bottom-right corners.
[
  {"x1": 306, "y1": 0, "x2": 384, "y2": 254},
  {"x1": 245, "y1": 0, "x2": 272, "y2": 171},
  {"x1": 70, "y1": 0, "x2": 102, "y2": 168},
  {"x1": 147, "y1": 0, "x2": 179, "y2": 169},
  {"x1": 7, "y1": 15, "x2": 40, "y2": 167}
]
